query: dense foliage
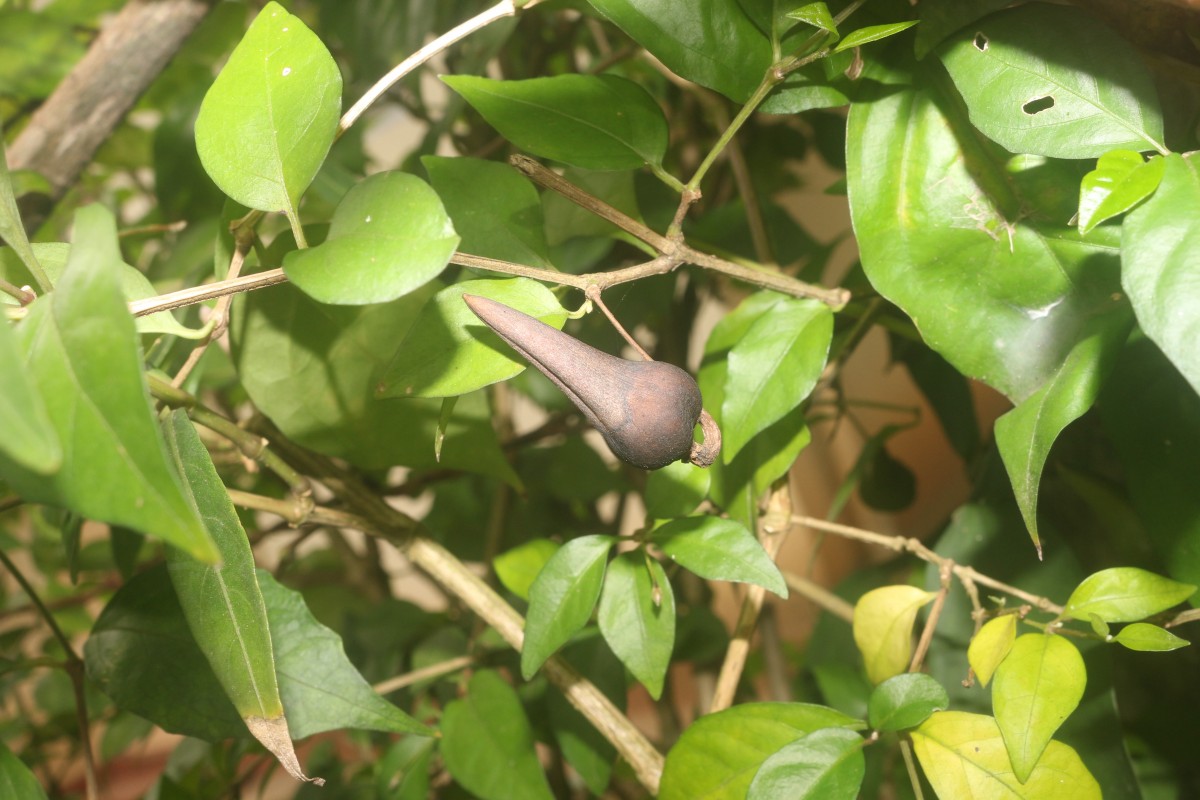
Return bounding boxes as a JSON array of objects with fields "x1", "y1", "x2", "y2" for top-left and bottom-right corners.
[{"x1": 2, "y1": 0, "x2": 1199, "y2": 798}]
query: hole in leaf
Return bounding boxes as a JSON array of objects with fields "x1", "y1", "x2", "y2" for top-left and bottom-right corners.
[
  {"x1": 1022, "y1": 96, "x2": 1055, "y2": 115},
  {"x1": 973, "y1": 33, "x2": 988, "y2": 51}
]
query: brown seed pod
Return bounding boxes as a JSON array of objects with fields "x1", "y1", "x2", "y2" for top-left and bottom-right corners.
[{"x1": 463, "y1": 294, "x2": 718, "y2": 470}]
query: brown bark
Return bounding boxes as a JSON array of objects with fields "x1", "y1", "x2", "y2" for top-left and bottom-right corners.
[{"x1": 9, "y1": 0, "x2": 214, "y2": 235}]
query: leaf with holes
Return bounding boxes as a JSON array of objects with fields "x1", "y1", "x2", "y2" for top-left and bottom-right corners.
[
  {"x1": 992, "y1": 633, "x2": 1086, "y2": 782},
  {"x1": 847, "y1": 63, "x2": 1129, "y2": 404},
  {"x1": 747, "y1": 727, "x2": 865, "y2": 800},
  {"x1": 442, "y1": 74, "x2": 668, "y2": 170},
  {"x1": 1064, "y1": 567, "x2": 1196, "y2": 623},
  {"x1": 852, "y1": 585, "x2": 936, "y2": 685},
  {"x1": 283, "y1": 171, "x2": 458, "y2": 305},
  {"x1": 195, "y1": 2, "x2": 340, "y2": 226},
  {"x1": 967, "y1": 615, "x2": 1016, "y2": 687},
  {"x1": 1122, "y1": 153, "x2": 1200, "y2": 399},
  {"x1": 440, "y1": 671, "x2": 554, "y2": 800},
  {"x1": 937, "y1": 4, "x2": 1163, "y2": 158},
  {"x1": 659, "y1": 703, "x2": 864, "y2": 800},
  {"x1": 1078, "y1": 151, "x2": 1165, "y2": 234},
  {"x1": 995, "y1": 324, "x2": 1130, "y2": 553},
  {"x1": 522, "y1": 535, "x2": 616, "y2": 678},
  {"x1": 912, "y1": 711, "x2": 1100, "y2": 799},
  {"x1": 651, "y1": 516, "x2": 786, "y2": 596},
  {"x1": 598, "y1": 552, "x2": 674, "y2": 699}
]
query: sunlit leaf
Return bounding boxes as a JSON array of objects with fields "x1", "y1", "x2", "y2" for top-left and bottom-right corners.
[
  {"x1": 1064, "y1": 567, "x2": 1196, "y2": 623},
  {"x1": 1078, "y1": 150, "x2": 1165, "y2": 234},
  {"x1": 651, "y1": 516, "x2": 786, "y2": 596},
  {"x1": 0, "y1": 312, "x2": 59, "y2": 474},
  {"x1": 967, "y1": 615, "x2": 1017, "y2": 687},
  {"x1": 834, "y1": 21, "x2": 918, "y2": 52},
  {"x1": 597, "y1": 552, "x2": 673, "y2": 698},
  {"x1": 1112, "y1": 623, "x2": 1190, "y2": 653},
  {"x1": 747, "y1": 727, "x2": 864, "y2": 800},
  {"x1": 494, "y1": 539, "x2": 560, "y2": 601},
  {"x1": 852, "y1": 585, "x2": 936, "y2": 685}
]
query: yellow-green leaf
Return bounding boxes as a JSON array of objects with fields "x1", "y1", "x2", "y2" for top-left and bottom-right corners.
[
  {"x1": 852, "y1": 585, "x2": 936, "y2": 685},
  {"x1": 967, "y1": 616, "x2": 1017, "y2": 687}
]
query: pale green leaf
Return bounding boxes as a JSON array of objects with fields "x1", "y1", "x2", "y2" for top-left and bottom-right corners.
[{"x1": 852, "y1": 585, "x2": 935, "y2": 685}]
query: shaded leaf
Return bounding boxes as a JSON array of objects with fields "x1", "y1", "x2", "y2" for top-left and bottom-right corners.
[
  {"x1": 1064, "y1": 567, "x2": 1196, "y2": 623},
  {"x1": 787, "y1": 3, "x2": 838, "y2": 37},
  {"x1": 0, "y1": 740, "x2": 48, "y2": 800},
  {"x1": 867, "y1": 673, "x2": 948, "y2": 732},
  {"x1": 597, "y1": 552, "x2": 674, "y2": 699},
  {"x1": 0, "y1": 131, "x2": 48, "y2": 291},
  {"x1": 852, "y1": 585, "x2": 936, "y2": 685},
  {"x1": 651, "y1": 516, "x2": 786, "y2": 596},
  {"x1": 992, "y1": 633, "x2": 1086, "y2": 782},
  {"x1": 442, "y1": 74, "x2": 669, "y2": 170},
  {"x1": 283, "y1": 171, "x2": 458, "y2": 305},
  {"x1": 644, "y1": 459, "x2": 711, "y2": 519},
  {"x1": 937, "y1": 4, "x2": 1163, "y2": 158},
  {"x1": 440, "y1": 671, "x2": 554, "y2": 800}
]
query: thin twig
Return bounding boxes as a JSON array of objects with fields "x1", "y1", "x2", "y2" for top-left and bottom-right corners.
[
  {"x1": 171, "y1": 230, "x2": 251, "y2": 387},
  {"x1": 373, "y1": 655, "x2": 474, "y2": 695},
  {"x1": 585, "y1": 285, "x2": 653, "y2": 360},
  {"x1": 910, "y1": 560, "x2": 953, "y2": 673},
  {"x1": 781, "y1": 570, "x2": 855, "y2": 622}
]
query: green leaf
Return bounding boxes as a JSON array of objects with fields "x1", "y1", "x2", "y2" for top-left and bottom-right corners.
[
  {"x1": 747, "y1": 727, "x2": 864, "y2": 800},
  {"x1": 1112, "y1": 623, "x2": 1190, "y2": 652},
  {"x1": 1064, "y1": 567, "x2": 1196, "y2": 623},
  {"x1": 967, "y1": 615, "x2": 1016, "y2": 687},
  {"x1": 659, "y1": 702, "x2": 864, "y2": 800},
  {"x1": 423, "y1": 156, "x2": 553, "y2": 268},
  {"x1": 0, "y1": 206, "x2": 217, "y2": 562},
  {"x1": 787, "y1": 3, "x2": 838, "y2": 36},
  {"x1": 230, "y1": 279, "x2": 519, "y2": 485},
  {"x1": 440, "y1": 671, "x2": 554, "y2": 800},
  {"x1": 0, "y1": 10, "x2": 85, "y2": 99},
  {"x1": 283, "y1": 171, "x2": 458, "y2": 305},
  {"x1": 195, "y1": 1, "x2": 341, "y2": 225},
  {"x1": 936, "y1": 4, "x2": 1163, "y2": 158},
  {"x1": 494, "y1": 539, "x2": 560, "y2": 601},
  {"x1": 912, "y1": 711, "x2": 1100, "y2": 800},
  {"x1": 1078, "y1": 151, "x2": 1165, "y2": 234},
  {"x1": 442, "y1": 74, "x2": 668, "y2": 170},
  {"x1": 995, "y1": 325, "x2": 1129, "y2": 553},
  {"x1": 992, "y1": 633, "x2": 1086, "y2": 782},
  {"x1": 162, "y1": 411, "x2": 281, "y2": 721},
  {"x1": 1122, "y1": 153, "x2": 1200, "y2": 399},
  {"x1": 847, "y1": 67, "x2": 1128, "y2": 403},
  {"x1": 586, "y1": 0, "x2": 771, "y2": 103},
  {"x1": 852, "y1": 585, "x2": 936, "y2": 685},
  {"x1": 651, "y1": 515, "x2": 786, "y2": 597},
  {"x1": 834, "y1": 21, "x2": 919, "y2": 52},
  {"x1": 644, "y1": 459, "x2": 711, "y2": 519},
  {"x1": 721, "y1": 297, "x2": 832, "y2": 462},
  {"x1": 0, "y1": 131, "x2": 49, "y2": 292},
  {"x1": 597, "y1": 552, "x2": 674, "y2": 699},
  {"x1": 521, "y1": 535, "x2": 616, "y2": 678},
  {"x1": 0, "y1": 740, "x2": 48, "y2": 800},
  {"x1": 257, "y1": 570, "x2": 432, "y2": 738},
  {"x1": 0, "y1": 313, "x2": 59, "y2": 474},
  {"x1": 867, "y1": 673, "x2": 948, "y2": 732},
  {"x1": 913, "y1": 0, "x2": 1009, "y2": 58},
  {"x1": 376, "y1": 278, "x2": 568, "y2": 398},
  {"x1": 0, "y1": 243, "x2": 205, "y2": 339}
]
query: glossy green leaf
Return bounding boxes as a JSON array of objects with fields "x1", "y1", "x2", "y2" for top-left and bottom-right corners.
[
  {"x1": 995, "y1": 325, "x2": 1129, "y2": 553},
  {"x1": 0, "y1": 131, "x2": 48, "y2": 292},
  {"x1": 659, "y1": 703, "x2": 864, "y2": 800},
  {"x1": 937, "y1": 4, "x2": 1163, "y2": 158},
  {"x1": 597, "y1": 552, "x2": 674, "y2": 699},
  {"x1": 722, "y1": 297, "x2": 832, "y2": 462},
  {"x1": 0, "y1": 206, "x2": 217, "y2": 562},
  {"x1": 651, "y1": 515, "x2": 786, "y2": 596},
  {"x1": 230, "y1": 279, "x2": 518, "y2": 485},
  {"x1": 0, "y1": 314, "x2": 59, "y2": 474},
  {"x1": 1064, "y1": 567, "x2": 1196, "y2": 623},
  {"x1": 1112, "y1": 623, "x2": 1190, "y2": 652},
  {"x1": 376, "y1": 278, "x2": 567, "y2": 398},
  {"x1": 992, "y1": 633, "x2": 1086, "y2": 782},
  {"x1": 834, "y1": 21, "x2": 919, "y2": 52},
  {"x1": 283, "y1": 171, "x2": 457, "y2": 305},
  {"x1": 442, "y1": 74, "x2": 668, "y2": 170},
  {"x1": 867, "y1": 673, "x2": 948, "y2": 732},
  {"x1": 0, "y1": 243, "x2": 205, "y2": 339},
  {"x1": 494, "y1": 539, "x2": 560, "y2": 601},
  {"x1": 1078, "y1": 150, "x2": 1165, "y2": 234},
  {"x1": 162, "y1": 410, "x2": 281, "y2": 721},
  {"x1": 257, "y1": 570, "x2": 431, "y2": 738},
  {"x1": 644, "y1": 459, "x2": 711, "y2": 519},
  {"x1": 912, "y1": 711, "x2": 1100, "y2": 800},
  {"x1": 1122, "y1": 153, "x2": 1200, "y2": 399},
  {"x1": 423, "y1": 155, "x2": 553, "y2": 268},
  {"x1": 852, "y1": 585, "x2": 936, "y2": 685},
  {"x1": 847, "y1": 68, "x2": 1128, "y2": 403},
  {"x1": 0, "y1": 740, "x2": 48, "y2": 800},
  {"x1": 440, "y1": 670, "x2": 554, "y2": 800},
  {"x1": 967, "y1": 615, "x2": 1017, "y2": 687},
  {"x1": 747, "y1": 727, "x2": 864, "y2": 800},
  {"x1": 787, "y1": 3, "x2": 837, "y2": 36},
  {"x1": 195, "y1": 2, "x2": 341, "y2": 224},
  {"x1": 913, "y1": 0, "x2": 1009, "y2": 58},
  {"x1": 587, "y1": 0, "x2": 771, "y2": 103},
  {"x1": 521, "y1": 535, "x2": 616, "y2": 678}
]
